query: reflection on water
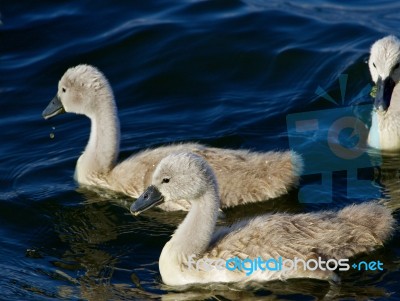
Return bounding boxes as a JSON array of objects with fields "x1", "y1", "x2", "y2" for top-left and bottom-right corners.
[
  {"x1": 377, "y1": 152, "x2": 400, "y2": 213},
  {"x1": 46, "y1": 192, "x2": 162, "y2": 300}
]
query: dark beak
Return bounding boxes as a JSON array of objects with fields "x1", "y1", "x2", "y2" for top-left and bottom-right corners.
[
  {"x1": 42, "y1": 95, "x2": 65, "y2": 119},
  {"x1": 374, "y1": 76, "x2": 396, "y2": 112},
  {"x1": 130, "y1": 185, "x2": 164, "y2": 216}
]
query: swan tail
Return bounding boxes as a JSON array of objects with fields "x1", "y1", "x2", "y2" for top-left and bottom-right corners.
[
  {"x1": 337, "y1": 202, "x2": 396, "y2": 244},
  {"x1": 315, "y1": 202, "x2": 395, "y2": 260}
]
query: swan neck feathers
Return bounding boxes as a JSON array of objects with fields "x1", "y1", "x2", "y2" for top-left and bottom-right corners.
[
  {"x1": 153, "y1": 153, "x2": 220, "y2": 256},
  {"x1": 170, "y1": 188, "x2": 220, "y2": 256},
  {"x1": 85, "y1": 96, "x2": 120, "y2": 172},
  {"x1": 69, "y1": 65, "x2": 120, "y2": 178}
]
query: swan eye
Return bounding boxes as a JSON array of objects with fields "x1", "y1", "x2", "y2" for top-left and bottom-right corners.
[
  {"x1": 62, "y1": 87, "x2": 66, "y2": 93},
  {"x1": 394, "y1": 63, "x2": 400, "y2": 70},
  {"x1": 162, "y1": 178, "x2": 170, "y2": 184},
  {"x1": 373, "y1": 62, "x2": 376, "y2": 68}
]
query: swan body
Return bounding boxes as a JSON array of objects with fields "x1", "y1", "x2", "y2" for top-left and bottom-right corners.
[
  {"x1": 368, "y1": 35, "x2": 400, "y2": 150},
  {"x1": 43, "y1": 65, "x2": 303, "y2": 210},
  {"x1": 131, "y1": 153, "x2": 395, "y2": 286}
]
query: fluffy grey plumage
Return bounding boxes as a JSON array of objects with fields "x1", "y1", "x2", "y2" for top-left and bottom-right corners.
[
  {"x1": 43, "y1": 64, "x2": 303, "y2": 210},
  {"x1": 132, "y1": 153, "x2": 395, "y2": 286}
]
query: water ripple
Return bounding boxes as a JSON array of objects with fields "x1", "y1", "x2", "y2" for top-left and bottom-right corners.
[{"x1": 2, "y1": 0, "x2": 400, "y2": 299}]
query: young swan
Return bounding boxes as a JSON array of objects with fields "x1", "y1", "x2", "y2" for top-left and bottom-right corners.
[
  {"x1": 131, "y1": 153, "x2": 395, "y2": 286},
  {"x1": 368, "y1": 35, "x2": 400, "y2": 150},
  {"x1": 42, "y1": 64, "x2": 303, "y2": 211}
]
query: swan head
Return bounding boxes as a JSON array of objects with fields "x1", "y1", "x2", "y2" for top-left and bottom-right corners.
[
  {"x1": 42, "y1": 64, "x2": 113, "y2": 119},
  {"x1": 369, "y1": 35, "x2": 400, "y2": 112},
  {"x1": 130, "y1": 153, "x2": 218, "y2": 216}
]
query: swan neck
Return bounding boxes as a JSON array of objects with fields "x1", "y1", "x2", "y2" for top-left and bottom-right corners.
[
  {"x1": 169, "y1": 188, "x2": 220, "y2": 257},
  {"x1": 79, "y1": 89, "x2": 120, "y2": 176}
]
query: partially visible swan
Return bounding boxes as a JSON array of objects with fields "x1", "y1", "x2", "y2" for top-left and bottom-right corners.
[
  {"x1": 368, "y1": 35, "x2": 400, "y2": 150},
  {"x1": 42, "y1": 65, "x2": 303, "y2": 211},
  {"x1": 130, "y1": 153, "x2": 395, "y2": 286}
]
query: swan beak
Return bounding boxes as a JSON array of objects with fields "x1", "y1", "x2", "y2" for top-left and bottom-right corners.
[
  {"x1": 374, "y1": 76, "x2": 395, "y2": 112},
  {"x1": 130, "y1": 185, "x2": 165, "y2": 216},
  {"x1": 42, "y1": 95, "x2": 65, "y2": 119}
]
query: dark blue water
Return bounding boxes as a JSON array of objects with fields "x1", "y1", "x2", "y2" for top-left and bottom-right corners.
[{"x1": 1, "y1": 1, "x2": 400, "y2": 300}]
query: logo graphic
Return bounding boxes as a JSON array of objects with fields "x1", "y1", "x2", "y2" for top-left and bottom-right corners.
[
  {"x1": 287, "y1": 75, "x2": 381, "y2": 203},
  {"x1": 187, "y1": 254, "x2": 384, "y2": 276}
]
